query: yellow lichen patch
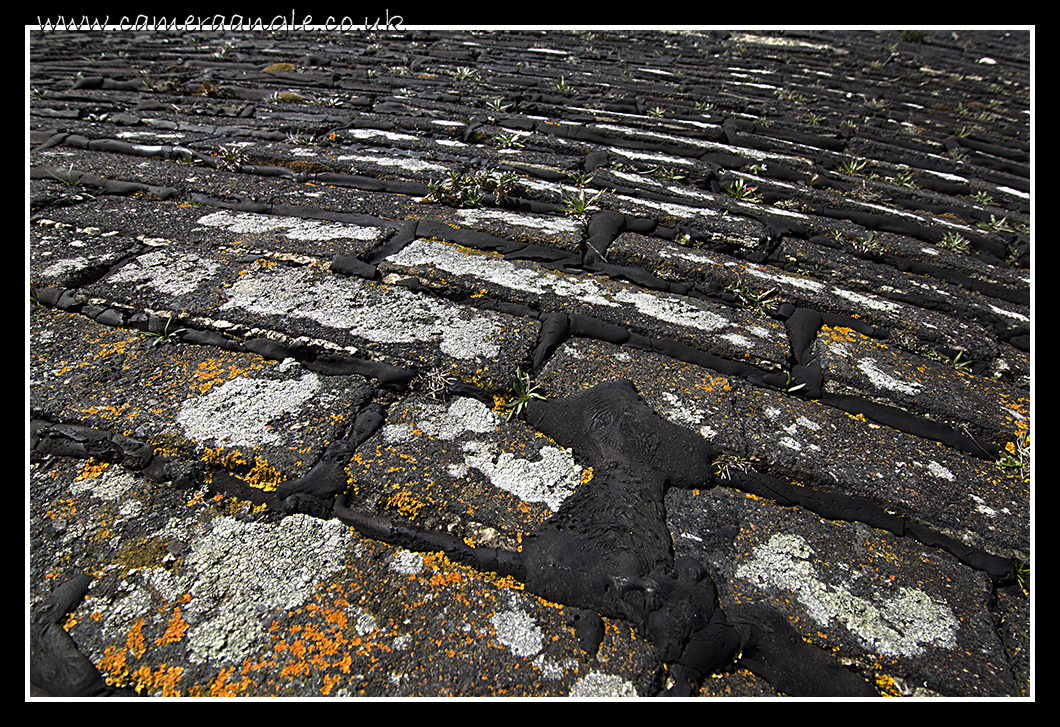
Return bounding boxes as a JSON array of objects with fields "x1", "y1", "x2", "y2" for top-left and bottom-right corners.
[
  {"x1": 74, "y1": 458, "x2": 110, "y2": 481},
  {"x1": 156, "y1": 607, "x2": 189, "y2": 647},
  {"x1": 97, "y1": 644, "x2": 129, "y2": 687},
  {"x1": 192, "y1": 357, "x2": 269, "y2": 395},
  {"x1": 876, "y1": 673, "x2": 904, "y2": 697},
  {"x1": 132, "y1": 664, "x2": 184, "y2": 697},
  {"x1": 127, "y1": 619, "x2": 148, "y2": 659},
  {"x1": 245, "y1": 458, "x2": 286, "y2": 492},
  {"x1": 113, "y1": 535, "x2": 171, "y2": 575},
  {"x1": 380, "y1": 490, "x2": 428, "y2": 521}
]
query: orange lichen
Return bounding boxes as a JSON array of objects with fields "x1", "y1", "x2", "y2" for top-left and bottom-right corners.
[
  {"x1": 74, "y1": 458, "x2": 110, "y2": 481},
  {"x1": 156, "y1": 607, "x2": 189, "y2": 647}
]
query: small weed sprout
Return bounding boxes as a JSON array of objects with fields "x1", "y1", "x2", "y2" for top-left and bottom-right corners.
[
  {"x1": 552, "y1": 76, "x2": 570, "y2": 92},
  {"x1": 891, "y1": 170, "x2": 916, "y2": 188},
  {"x1": 567, "y1": 171, "x2": 594, "y2": 187},
  {"x1": 778, "y1": 371, "x2": 807, "y2": 396},
  {"x1": 138, "y1": 316, "x2": 186, "y2": 347},
  {"x1": 851, "y1": 231, "x2": 884, "y2": 254},
  {"x1": 722, "y1": 178, "x2": 762, "y2": 202},
  {"x1": 452, "y1": 66, "x2": 476, "y2": 81},
  {"x1": 977, "y1": 215, "x2": 1015, "y2": 234},
  {"x1": 996, "y1": 431, "x2": 1030, "y2": 480},
  {"x1": 840, "y1": 157, "x2": 868, "y2": 176},
  {"x1": 724, "y1": 277, "x2": 777, "y2": 317},
  {"x1": 938, "y1": 232, "x2": 971, "y2": 252},
  {"x1": 493, "y1": 132, "x2": 525, "y2": 149},
  {"x1": 420, "y1": 368, "x2": 457, "y2": 401},
  {"x1": 712, "y1": 453, "x2": 751, "y2": 480},
  {"x1": 972, "y1": 191, "x2": 996, "y2": 206},
  {"x1": 425, "y1": 169, "x2": 518, "y2": 208},
  {"x1": 216, "y1": 146, "x2": 248, "y2": 170},
  {"x1": 501, "y1": 368, "x2": 546, "y2": 421},
  {"x1": 949, "y1": 351, "x2": 972, "y2": 371},
  {"x1": 560, "y1": 187, "x2": 603, "y2": 216},
  {"x1": 45, "y1": 163, "x2": 81, "y2": 187},
  {"x1": 1015, "y1": 559, "x2": 1030, "y2": 593},
  {"x1": 653, "y1": 166, "x2": 687, "y2": 183},
  {"x1": 486, "y1": 99, "x2": 511, "y2": 112},
  {"x1": 647, "y1": 106, "x2": 665, "y2": 118}
]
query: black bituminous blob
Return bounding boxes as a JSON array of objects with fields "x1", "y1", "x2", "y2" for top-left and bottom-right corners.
[
  {"x1": 728, "y1": 602, "x2": 879, "y2": 698},
  {"x1": 31, "y1": 573, "x2": 115, "y2": 697},
  {"x1": 521, "y1": 381, "x2": 741, "y2": 694},
  {"x1": 521, "y1": 379, "x2": 879, "y2": 696},
  {"x1": 278, "y1": 404, "x2": 386, "y2": 514},
  {"x1": 30, "y1": 419, "x2": 154, "y2": 470}
]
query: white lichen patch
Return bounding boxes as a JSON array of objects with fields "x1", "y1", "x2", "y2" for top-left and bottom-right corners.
[
  {"x1": 462, "y1": 441, "x2": 582, "y2": 511},
  {"x1": 926, "y1": 461, "x2": 955, "y2": 481},
  {"x1": 340, "y1": 152, "x2": 447, "y2": 174},
  {"x1": 611, "y1": 287, "x2": 728, "y2": 332},
  {"x1": 107, "y1": 248, "x2": 219, "y2": 296},
  {"x1": 569, "y1": 672, "x2": 638, "y2": 698},
  {"x1": 387, "y1": 549, "x2": 425, "y2": 575},
  {"x1": 220, "y1": 263, "x2": 505, "y2": 360},
  {"x1": 833, "y1": 288, "x2": 900, "y2": 312},
  {"x1": 490, "y1": 608, "x2": 544, "y2": 657},
  {"x1": 197, "y1": 209, "x2": 383, "y2": 242},
  {"x1": 184, "y1": 514, "x2": 351, "y2": 663},
  {"x1": 176, "y1": 370, "x2": 321, "y2": 448},
  {"x1": 855, "y1": 358, "x2": 924, "y2": 396},
  {"x1": 414, "y1": 397, "x2": 501, "y2": 440},
  {"x1": 454, "y1": 207, "x2": 582, "y2": 237},
  {"x1": 386, "y1": 238, "x2": 618, "y2": 308},
  {"x1": 736, "y1": 533, "x2": 960, "y2": 657}
]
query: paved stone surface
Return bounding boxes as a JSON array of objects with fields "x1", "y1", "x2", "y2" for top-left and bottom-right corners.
[{"x1": 29, "y1": 27, "x2": 1031, "y2": 699}]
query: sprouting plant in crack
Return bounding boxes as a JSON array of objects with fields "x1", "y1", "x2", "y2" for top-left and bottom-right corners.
[
  {"x1": 972, "y1": 190, "x2": 996, "y2": 206},
  {"x1": 426, "y1": 169, "x2": 519, "y2": 208},
  {"x1": 420, "y1": 367, "x2": 457, "y2": 401},
  {"x1": 45, "y1": 163, "x2": 81, "y2": 187},
  {"x1": 995, "y1": 431, "x2": 1030, "y2": 480},
  {"x1": 777, "y1": 371, "x2": 807, "y2": 396},
  {"x1": 137, "y1": 316, "x2": 186, "y2": 347},
  {"x1": 1014, "y1": 559, "x2": 1030, "y2": 594},
  {"x1": 452, "y1": 66, "x2": 477, "y2": 82},
  {"x1": 851, "y1": 231, "x2": 884, "y2": 254},
  {"x1": 722, "y1": 178, "x2": 762, "y2": 202},
  {"x1": 493, "y1": 132, "x2": 525, "y2": 150},
  {"x1": 501, "y1": 368, "x2": 546, "y2": 421},
  {"x1": 567, "y1": 171, "x2": 594, "y2": 187},
  {"x1": 839, "y1": 157, "x2": 868, "y2": 176},
  {"x1": 948, "y1": 350, "x2": 972, "y2": 372},
  {"x1": 652, "y1": 166, "x2": 686, "y2": 183},
  {"x1": 977, "y1": 215, "x2": 1015, "y2": 234},
  {"x1": 486, "y1": 99, "x2": 511, "y2": 112},
  {"x1": 216, "y1": 146, "x2": 248, "y2": 170},
  {"x1": 724, "y1": 277, "x2": 777, "y2": 317},
  {"x1": 938, "y1": 231, "x2": 971, "y2": 253},
  {"x1": 712, "y1": 453, "x2": 751, "y2": 480},
  {"x1": 560, "y1": 187, "x2": 603, "y2": 216},
  {"x1": 551, "y1": 76, "x2": 570, "y2": 92},
  {"x1": 891, "y1": 170, "x2": 916, "y2": 188}
]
